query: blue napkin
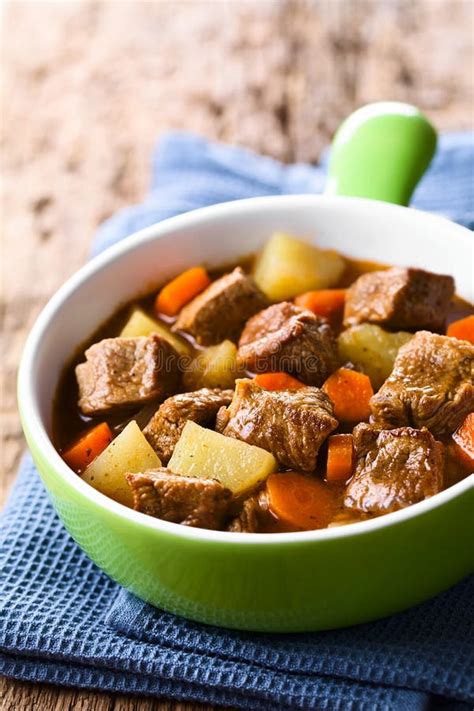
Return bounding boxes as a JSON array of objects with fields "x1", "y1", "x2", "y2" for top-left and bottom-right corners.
[{"x1": 1, "y1": 132, "x2": 473, "y2": 710}]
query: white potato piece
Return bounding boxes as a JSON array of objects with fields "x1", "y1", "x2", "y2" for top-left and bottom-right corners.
[
  {"x1": 120, "y1": 307, "x2": 192, "y2": 356},
  {"x1": 253, "y1": 232, "x2": 346, "y2": 301},
  {"x1": 338, "y1": 324, "x2": 413, "y2": 390},
  {"x1": 82, "y1": 420, "x2": 161, "y2": 507},
  {"x1": 183, "y1": 340, "x2": 240, "y2": 390},
  {"x1": 168, "y1": 421, "x2": 277, "y2": 495}
]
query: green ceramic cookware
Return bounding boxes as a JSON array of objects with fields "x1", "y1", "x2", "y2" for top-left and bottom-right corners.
[{"x1": 18, "y1": 103, "x2": 474, "y2": 631}]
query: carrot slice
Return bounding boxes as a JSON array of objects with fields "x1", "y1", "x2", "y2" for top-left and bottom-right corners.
[
  {"x1": 447, "y1": 315, "x2": 474, "y2": 344},
  {"x1": 266, "y1": 472, "x2": 336, "y2": 530},
  {"x1": 254, "y1": 372, "x2": 305, "y2": 391},
  {"x1": 322, "y1": 367, "x2": 374, "y2": 422},
  {"x1": 63, "y1": 422, "x2": 113, "y2": 473},
  {"x1": 155, "y1": 266, "x2": 211, "y2": 317},
  {"x1": 294, "y1": 289, "x2": 346, "y2": 324},
  {"x1": 452, "y1": 412, "x2": 474, "y2": 470},
  {"x1": 326, "y1": 434, "x2": 354, "y2": 481}
]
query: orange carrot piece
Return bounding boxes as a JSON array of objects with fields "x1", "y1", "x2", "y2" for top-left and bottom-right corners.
[
  {"x1": 155, "y1": 266, "x2": 211, "y2": 317},
  {"x1": 295, "y1": 289, "x2": 346, "y2": 323},
  {"x1": 322, "y1": 367, "x2": 374, "y2": 422},
  {"x1": 447, "y1": 315, "x2": 474, "y2": 344},
  {"x1": 254, "y1": 372, "x2": 305, "y2": 391},
  {"x1": 63, "y1": 422, "x2": 113, "y2": 473},
  {"x1": 452, "y1": 412, "x2": 474, "y2": 470},
  {"x1": 266, "y1": 472, "x2": 336, "y2": 530},
  {"x1": 326, "y1": 434, "x2": 354, "y2": 482}
]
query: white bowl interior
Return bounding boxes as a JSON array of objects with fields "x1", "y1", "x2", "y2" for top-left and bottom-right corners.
[{"x1": 20, "y1": 195, "x2": 473, "y2": 541}]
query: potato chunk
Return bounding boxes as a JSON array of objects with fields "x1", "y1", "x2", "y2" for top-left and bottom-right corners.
[
  {"x1": 253, "y1": 232, "x2": 346, "y2": 301},
  {"x1": 168, "y1": 421, "x2": 277, "y2": 495},
  {"x1": 120, "y1": 307, "x2": 191, "y2": 356},
  {"x1": 82, "y1": 420, "x2": 161, "y2": 507},
  {"x1": 183, "y1": 340, "x2": 241, "y2": 390},
  {"x1": 338, "y1": 324, "x2": 412, "y2": 390}
]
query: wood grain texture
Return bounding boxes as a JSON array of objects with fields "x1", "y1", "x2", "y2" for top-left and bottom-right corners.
[
  {"x1": 0, "y1": 678, "x2": 235, "y2": 711},
  {"x1": 1, "y1": 0, "x2": 472, "y2": 708}
]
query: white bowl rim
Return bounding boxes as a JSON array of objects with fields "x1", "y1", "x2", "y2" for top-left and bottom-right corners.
[{"x1": 18, "y1": 194, "x2": 474, "y2": 546}]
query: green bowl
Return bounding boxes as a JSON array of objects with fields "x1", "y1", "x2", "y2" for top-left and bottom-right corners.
[{"x1": 17, "y1": 104, "x2": 474, "y2": 631}]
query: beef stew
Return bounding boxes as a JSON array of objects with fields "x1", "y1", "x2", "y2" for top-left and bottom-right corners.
[{"x1": 54, "y1": 233, "x2": 474, "y2": 533}]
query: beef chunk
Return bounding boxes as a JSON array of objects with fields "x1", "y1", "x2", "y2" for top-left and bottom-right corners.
[
  {"x1": 126, "y1": 468, "x2": 232, "y2": 529},
  {"x1": 344, "y1": 424, "x2": 444, "y2": 515},
  {"x1": 217, "y1": 378, "x2": 338, "y2": 471},
  {"x1": 227, "y1": 491, "x2": 269, "y2": 533},
  {"x1": 143, "y1": 388, "x2": 234, "y2": 463},
  {"x1": 237, "y1": 302, "x2": 338, "y2": 386},
  {"x1": 344, "y1": 267, "x2": 454, "y2": 331},
  {"x1": 371, "y1": 331, "x2": 474, "y2": 437},
  {"x1": 76, "y1": 335, "x2": 180, "y2": 415},
  {"x1": 174, "y1": 267, "x2": 267, "y2": 346}
]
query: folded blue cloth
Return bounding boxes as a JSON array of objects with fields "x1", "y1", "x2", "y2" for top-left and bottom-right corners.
[{"x1": 1, "y1": 132, "x2": 473, "y2": 710}]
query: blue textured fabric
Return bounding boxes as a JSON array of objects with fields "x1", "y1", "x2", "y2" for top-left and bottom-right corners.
[
  {"x1": 93, "y1": 131, "x2": 474, "y2": 256},
  {"x1": 1, "y1": 132, "x2": 473, "y2": 710}
]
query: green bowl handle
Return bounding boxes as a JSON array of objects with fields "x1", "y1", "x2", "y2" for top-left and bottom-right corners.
[{"x1": 326, "y1": 102, "x2": 437, "y2": 206}]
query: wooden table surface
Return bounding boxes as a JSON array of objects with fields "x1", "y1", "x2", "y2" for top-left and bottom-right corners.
[{"x1": 1, "y1": 1, "x2": 472, "y2": 708}]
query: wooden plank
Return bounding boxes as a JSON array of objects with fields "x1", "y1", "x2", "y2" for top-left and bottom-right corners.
[
  {"x1": 1, "y1": 0, "x2": 472, "y2": 708},
  {"x1": 0, "y1": 677, "x2": 232, "y2": 711}
]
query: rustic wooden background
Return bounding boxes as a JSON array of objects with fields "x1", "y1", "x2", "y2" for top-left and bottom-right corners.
[{"x1": 1, "y1": 0, "x2": 472, "y2": 708}]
